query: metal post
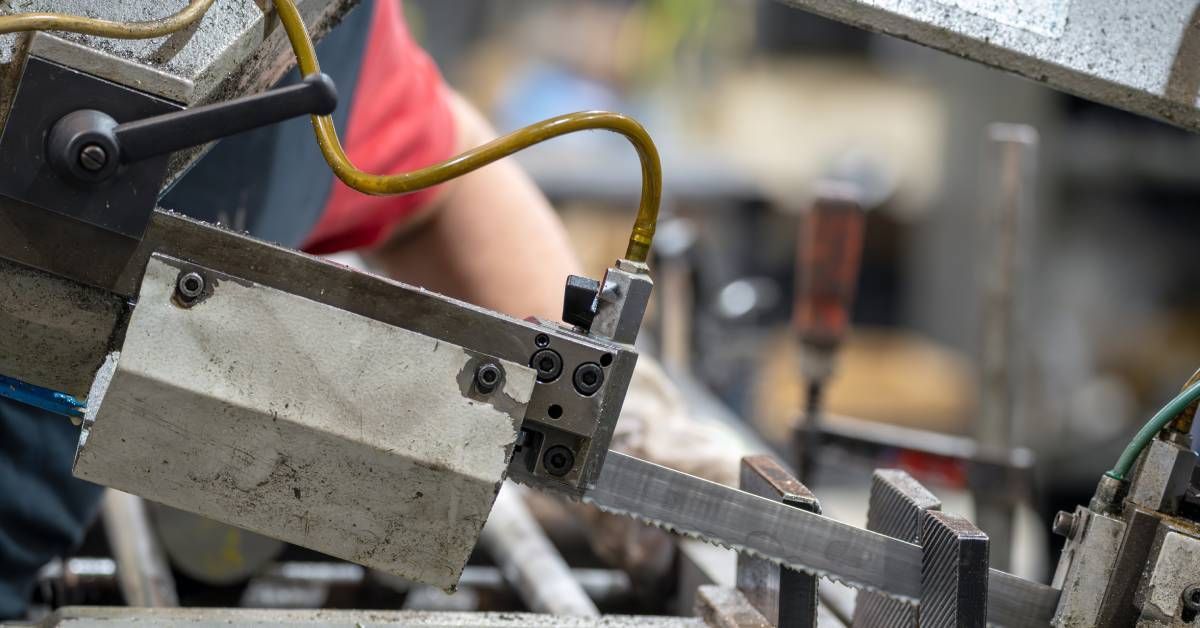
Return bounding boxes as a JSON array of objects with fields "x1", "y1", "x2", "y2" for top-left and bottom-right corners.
[
  {"x1": 974, "y1": 123, "x2": 1037, "y2": 570},
  {"x1": 735, "y1": 455, "x2": 820, "y2": 627},
  {"x1": 100, "y1": 489, "x2": 178, "y2": 607}
]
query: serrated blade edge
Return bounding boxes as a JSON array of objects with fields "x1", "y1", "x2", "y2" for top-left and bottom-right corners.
[
  {"x1": 576, "y1": 452, "x2": 1061, "y2": 626},
  {"x1": 582, "y1": 451, "x2": 924, "y2": 600}
]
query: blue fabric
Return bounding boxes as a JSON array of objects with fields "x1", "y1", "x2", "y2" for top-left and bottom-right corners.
[
  {"x1": 0, "y1": 3, "x2": 375, "y2": 618},
  {"x1": 0, "y1": 399, "x2": 103, "y2": 618}
]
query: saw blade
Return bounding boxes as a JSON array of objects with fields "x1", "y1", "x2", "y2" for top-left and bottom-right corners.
[{"x1": 577, "y1": 452, "x2": 1059, "y2": 627}]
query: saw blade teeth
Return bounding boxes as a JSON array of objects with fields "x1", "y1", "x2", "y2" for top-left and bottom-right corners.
[{"x1": 579, "y1": 496, "x2": 913, "y2": 601}]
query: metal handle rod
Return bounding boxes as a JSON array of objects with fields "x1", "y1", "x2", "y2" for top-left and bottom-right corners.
[{"x1": 115, "y1": 73, "x2": 337, "y2": 163}]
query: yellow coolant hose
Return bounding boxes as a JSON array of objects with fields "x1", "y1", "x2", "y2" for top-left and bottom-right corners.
[{"x1": 271, "y1": 0, "x2": 662, "y2": 263}]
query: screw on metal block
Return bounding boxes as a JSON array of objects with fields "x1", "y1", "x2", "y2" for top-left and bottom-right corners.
[
  {"x1": 474, "y1": 362, "x2": 503, "y2": 394},
  {"x1": 1052, "y1": 510, "x2": 1078, "y2": 538},
  {"x1": 543, "y1": 445, "x2": 575, "y2": 476},
  {"x1": 534, "y1": 333, "x2": 550, "y2": 348},
  {"x1": 1183, "y1": 585, "x2": 1200, "y2": 612},
  {"x1": 175, "y1": 271, "x2": 205, "y2": 304},
  {"x1": 529, "y1": 349, "x2": 563, "y2": 383},
  {"x1": 78, "y1": 144, "x2": 108, "y2": 172},
  {"x1": 573, "y1": 363, "x2": 604, "y2": 396}
]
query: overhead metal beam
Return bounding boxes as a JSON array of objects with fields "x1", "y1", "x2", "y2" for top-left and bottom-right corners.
[{"x1": 776, "y1": 0, "x2": 1200, "y2": 132}]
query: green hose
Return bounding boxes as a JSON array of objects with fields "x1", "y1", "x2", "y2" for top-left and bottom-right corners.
[{"x1": 1106, "y1": 379, "x2": 1200, "y2": 481}]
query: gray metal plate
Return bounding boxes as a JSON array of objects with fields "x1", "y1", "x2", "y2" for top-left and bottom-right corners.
[{"x1": 74, "y1": 255, "x2": 536, "y2": 589}]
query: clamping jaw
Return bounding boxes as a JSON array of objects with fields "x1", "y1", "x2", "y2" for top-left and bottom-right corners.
[{"x1": 70, "y1": 247, "x2": 650, "y2": 589}]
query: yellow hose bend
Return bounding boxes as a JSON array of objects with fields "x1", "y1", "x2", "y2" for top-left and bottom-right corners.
[{"x1": 272, "y1": 0, "x2": 662, "y2": 263}]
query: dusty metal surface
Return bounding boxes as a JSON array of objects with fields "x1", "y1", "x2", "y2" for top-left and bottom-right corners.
[
  {"x1": 1136, "y1": 528, "x2": 1200, "y2": 624},
  {"x1": 775, "y1": 0, "x2": 1200, "y2": 133},
  {"x1": 0, "y1": 257, "x2": 124, "y2": 397},
  {"x1": 3, "y1": 207, "x2": 633, "y2": 501},
  {"x1": 0, "y1": 0, "x2": 352, "y2": 104},
  {"x1": 1050, "y1": 506, "x2": 1126, "y2": 626},
  {"x1": 41, "y1": 606, "x2": 706, "y2": 627},
  {"x1": 74, "y1": 256, "x2": 535, "y2": 589},
  {"x1": 1128, "y1": 438, "x2": 1197, "y2": 512}
]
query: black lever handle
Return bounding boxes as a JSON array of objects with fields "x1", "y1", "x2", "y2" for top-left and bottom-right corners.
[{"x1": 47, "y1": 73, "x2": 337, "y2": 183}]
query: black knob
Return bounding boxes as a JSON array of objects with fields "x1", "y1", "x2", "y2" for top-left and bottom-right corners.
[
  {"x1": 47, "y1": 73, "x2": 338, "y2": 183},
  {"x1": 562, "y1": 275, "x2": 599, "y2": 330}
]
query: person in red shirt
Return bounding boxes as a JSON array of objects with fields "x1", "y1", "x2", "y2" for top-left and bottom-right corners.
[{"x1": 0, "y1": 1, "x2": 736, "y2": 617}]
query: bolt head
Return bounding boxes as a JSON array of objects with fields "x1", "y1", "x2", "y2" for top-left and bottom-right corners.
[
  {"x1": 542, "y1": 445, "x2": 575, "y2": 477},
  {"x1": 572, "y1": 362, "x2": 604, "y2": 396},
  {"x1": 1052, "y1": 510, "x2": 1078, "y2": 538},
  {"x1": 175, "y1": 271, "x2": 205, "y2": 302},
  {"x1": 78, "y1": 143, "x2": 108, "y2": 172},
  {"x1": 529, "y1": 349, "x2": 563, "y2": 383},
  {"x1": 474, "y1": 362, "x2": 503, "y2": 393},
  {"x1": 1183, "y1": 585, "x2": 1200, "y2": 612}
]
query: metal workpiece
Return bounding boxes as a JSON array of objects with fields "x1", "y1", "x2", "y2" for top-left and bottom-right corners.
[
  {"x1": 1050, "y1": 507, "x2": 1127, "y2": 626},
  {"x1": 853, "y1": 469, "x2": 940, "y2": 628},
  {"x1": 1128, "y1": 438, "x2": 1198, "y2": 513},
  {"x1": 918, "y1": 511, "x2": 989, "y2": 628},
  {"x1": 773, "y1": 0, "x2": 1200, "y2": 134},
  {"x1": 1135, "y1": 528, "x2": 1200, "y2": 625},
  {"x1": 74, "y1": 255, "x2": 536, "y2": 590},
  {"x1": 735, "y1": 455, "x2": 820, "y2": 627},
  {"x1": 590, "y1": 259, "x2": 653, "y2": 345},
  {"x1": 479, "y1": 484, "x2": 598, "y2": 617}
]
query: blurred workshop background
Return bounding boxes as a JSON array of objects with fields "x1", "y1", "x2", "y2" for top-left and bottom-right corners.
[
  {"x1": 406, "y1": 0, "x2": 1200, "y2": 569},
  {"x1": 20, "y1": 0, "x2": 1200, "y2": 619}
]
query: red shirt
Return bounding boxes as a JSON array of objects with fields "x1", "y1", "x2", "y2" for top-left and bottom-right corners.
[{"x1": 301, "y1": 0, "x2": 455, "y2": 255}]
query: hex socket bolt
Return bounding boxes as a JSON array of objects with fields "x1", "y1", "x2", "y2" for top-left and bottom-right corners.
[
  {"x1": 573, "y1": 363, "x2": 604, "y2": 396},
  {"x1": 175, "y1": 271, "x2": 205, "y2": 302},
  {"x1": 530, "y1": 349, "x2": 563, "y2": 383},
  {"x1": 474, "y1": 362, "x2": 503, "y2": 394}
]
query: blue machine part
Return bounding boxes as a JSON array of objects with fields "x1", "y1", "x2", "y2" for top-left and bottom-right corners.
[{"x1": 0, "y1": 374, "x2": 85, "y2": 419}]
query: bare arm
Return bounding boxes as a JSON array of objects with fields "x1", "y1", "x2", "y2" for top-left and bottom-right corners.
[{"x1": 363, "y1": 91, "x2": 580, "y2": 322}]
